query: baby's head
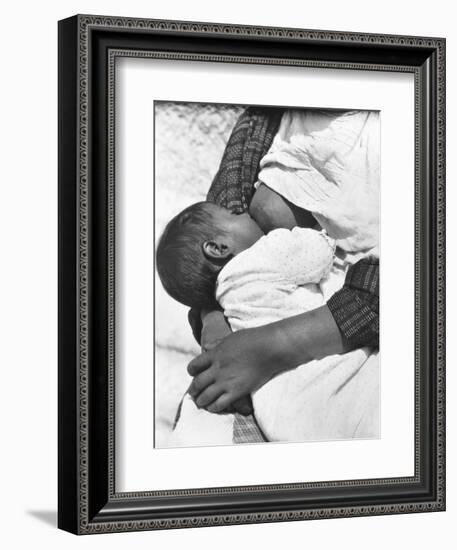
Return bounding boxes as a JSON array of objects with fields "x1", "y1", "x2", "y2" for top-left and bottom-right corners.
[{"x1": 156, "y1": 202, "x2": 263, "y2": 309}]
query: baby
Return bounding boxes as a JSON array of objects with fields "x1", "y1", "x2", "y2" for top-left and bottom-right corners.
[
  {"x1": 156, "y1": 202, "x2": 266, "y2": 311},
  {"x1": 156, "y1": 199, "x2": 335, "y2": 317}
]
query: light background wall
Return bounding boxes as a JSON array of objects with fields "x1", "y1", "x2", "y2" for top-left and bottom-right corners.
[
  {"x1": 0, "y1": 0, "x2": 454, "y2": 548},
  {"x1": 154, "y1": 101, "x2": 244, "y2": 443}
]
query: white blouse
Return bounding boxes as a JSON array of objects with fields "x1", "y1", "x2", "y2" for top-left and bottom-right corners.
[{"x1": 258, "y1": 109, "x2": 380, "y2": 253}]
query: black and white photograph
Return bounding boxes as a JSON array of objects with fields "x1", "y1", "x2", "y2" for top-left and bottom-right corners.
[{"x1": 154, "y1": 101, "x2": 380, "y2": 448}]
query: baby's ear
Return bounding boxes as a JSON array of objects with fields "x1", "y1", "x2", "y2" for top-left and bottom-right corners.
[{"x1": 202, "y1": 240, "x2": 231, "y2": 261}]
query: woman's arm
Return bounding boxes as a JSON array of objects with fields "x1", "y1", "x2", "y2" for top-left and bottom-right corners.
[
  {"x1": 187, "y1": 305, "x2": 346, "y2": 413},
  {"x1": 188, "y1": 258, "x2": 379, "y2": 412}
]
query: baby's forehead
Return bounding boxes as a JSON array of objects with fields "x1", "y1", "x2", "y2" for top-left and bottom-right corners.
[{"x1": 208, "y1": 203, "x2": 231, "y2": 217}]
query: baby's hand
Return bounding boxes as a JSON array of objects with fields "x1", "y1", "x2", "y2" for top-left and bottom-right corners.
[
  {"x1": 226, "y1": 396, "x2": 254, "y2": 416},
  {"x1": 200, "y1": 309, "x2": 232, "y2": 352}
]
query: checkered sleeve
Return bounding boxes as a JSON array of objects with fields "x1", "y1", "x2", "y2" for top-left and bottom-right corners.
[{"x1": 327, "y1": 256, "x2": 379, "y2": 350}]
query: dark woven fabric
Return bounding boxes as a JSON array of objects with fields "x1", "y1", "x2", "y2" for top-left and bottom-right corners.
[
  {"x1": 232, "y1": 413, "x2": 267, "y2": 444},
  {"x1": 327, "y1": 256, "x2": 379, "y2": 350},
  {"x1": 207, "y1": 106, "x2": 284, "y2": 213}
]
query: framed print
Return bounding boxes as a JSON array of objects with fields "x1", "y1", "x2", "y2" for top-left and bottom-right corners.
[{"x1": 58, "y1": 14, "x2": 446, "y2": 534}]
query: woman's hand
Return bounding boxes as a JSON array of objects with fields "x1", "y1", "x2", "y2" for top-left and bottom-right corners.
[
  {"x1": 187, "y1": 306, "x2": 346, "y2": 413},
  {"x1": 197, "y1": 309, "x2": 253, "y2": 415},
  {"x1": 187, "y1": 324, "x2": 289, "y2": 413}
]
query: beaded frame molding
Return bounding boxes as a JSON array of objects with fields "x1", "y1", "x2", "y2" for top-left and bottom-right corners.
[{"x1": 58, "y1": 14, "x2": 445, "y2": 534}]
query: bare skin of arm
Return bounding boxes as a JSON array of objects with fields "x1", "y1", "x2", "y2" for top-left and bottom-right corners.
[{"x1": 189, "y1": 305, "x2": 347, "y2": 413}]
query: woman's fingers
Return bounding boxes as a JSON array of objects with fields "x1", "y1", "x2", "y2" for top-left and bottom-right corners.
[
  {"x1": 195, "y1": 385, "x2": 225, "y2": 409},
  {"x1": 187, "y1": 369, "x2": 215, "y2": 398},
  {"x1": 187, "y1": 350, "x2": 213, "y2": 376},
  {"x1": 206, "y1": 394, "x2": 234, "y2": 414}
]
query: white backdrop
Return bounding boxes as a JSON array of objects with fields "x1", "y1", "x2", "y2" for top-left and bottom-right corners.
[{"x1": 0, "y1": 0, "x2": 454, "y2": 548}]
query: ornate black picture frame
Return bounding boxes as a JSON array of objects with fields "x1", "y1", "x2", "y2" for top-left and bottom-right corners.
[{"x1": 58, "y1": 14, "x2": 446, "y2": 534}]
